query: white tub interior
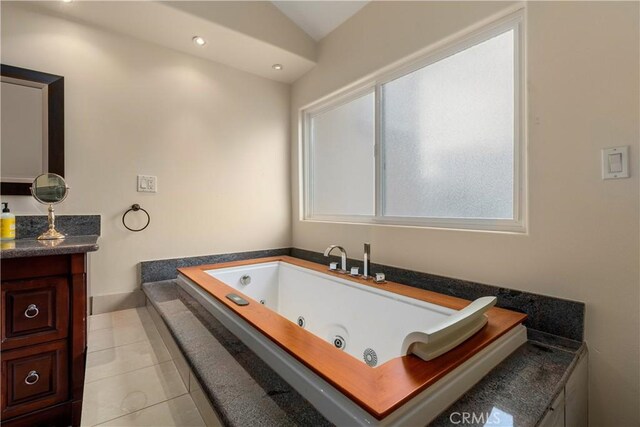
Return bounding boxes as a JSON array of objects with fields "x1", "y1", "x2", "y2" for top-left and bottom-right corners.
[{"x1": 206, "y1": 261, "x2": 462, "y2": 366}]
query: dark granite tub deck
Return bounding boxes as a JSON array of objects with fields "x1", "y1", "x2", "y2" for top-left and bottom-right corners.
[
  {"x1": 143, "y1": 280, "x2": 585, "y2": 427},
  {"x1": 144, "y1": 280, "x2": 332, "y2": 427},
  {"x1": 140, "y1": 248, "x2": 585, "y2": 343}
]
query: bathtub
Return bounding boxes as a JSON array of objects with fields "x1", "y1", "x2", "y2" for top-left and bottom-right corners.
[{"x1": 177, "y1": 256, "x2": 527, "y2": 426}]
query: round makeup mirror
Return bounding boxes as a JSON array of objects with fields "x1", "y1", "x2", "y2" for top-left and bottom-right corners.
[
  {"x1": 31, "y1": 173, "x2": 68, "y2": 204},
  {"x1": 30, "y1": 173, "x2": 69, "y2": 240}
]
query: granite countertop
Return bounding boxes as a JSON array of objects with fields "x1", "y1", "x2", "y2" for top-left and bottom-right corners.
[
  {"x1": 0, "y1": 235, "x2": 100, "y2": 259},
  {"x1": 143, "y1": 280, "x2": 584, "y2": 427}
]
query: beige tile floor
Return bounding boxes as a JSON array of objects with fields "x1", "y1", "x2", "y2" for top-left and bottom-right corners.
[{"x1": 81, "y1": 308, "x2": 206, "y2": 427}]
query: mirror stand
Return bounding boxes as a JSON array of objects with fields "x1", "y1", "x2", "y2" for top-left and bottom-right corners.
[
  {"x1": 30, "y1": 173, "x2": 69, "y2": 240},
  {"x1": 38, "y1": 204, "x2": 65, "y2": 240}
]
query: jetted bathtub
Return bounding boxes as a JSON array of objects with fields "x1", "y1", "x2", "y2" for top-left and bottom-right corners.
[{"x1": 177, "y1": 256, "x2": 527, "y2": 426}]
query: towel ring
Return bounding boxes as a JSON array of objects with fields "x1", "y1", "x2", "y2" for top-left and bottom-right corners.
[{"x1": 122, "y1": 204, "x2": 150, "y2": 232}]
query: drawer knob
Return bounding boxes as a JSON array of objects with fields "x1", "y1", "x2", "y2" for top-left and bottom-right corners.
[
  {"x1": 24, "y1": 304, "x2": 39, "y2": 319},
  {"x1": 24, "y1": 370, "x2": 39, "y2": 385}
]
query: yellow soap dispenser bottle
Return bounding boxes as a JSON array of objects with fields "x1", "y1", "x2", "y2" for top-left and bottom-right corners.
[{"x1": 1, "y1": 202, "x2": 16, "y2": 240}]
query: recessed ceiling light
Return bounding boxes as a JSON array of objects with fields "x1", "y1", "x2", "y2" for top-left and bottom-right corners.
[
  {"x1": 62, "y1": 0, "x2": 73, "y2": 3},
  {"x1": 272, "y1": 64, "x2": 283, "y2": 71},
  {"x1": 192, "y1": 36, "x2": 206, "y2": 47}
]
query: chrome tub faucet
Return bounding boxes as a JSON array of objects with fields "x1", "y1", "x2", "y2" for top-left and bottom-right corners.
[{"x1": 324, "y1": 245, "x2": 348, "y2": 273}]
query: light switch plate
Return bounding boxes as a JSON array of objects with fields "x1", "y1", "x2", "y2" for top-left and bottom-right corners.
[
  {"x1": 137, "y1": 175, "x2": 157, "y2": 192},
  {"x1": 602, "y1": 146, "x2": 629, "y2": 179}
]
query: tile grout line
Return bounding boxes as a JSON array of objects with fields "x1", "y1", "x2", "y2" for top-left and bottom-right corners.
[
  {"x1": 85, "y1": 327, "x2": 173, "y2": 383},
  {"x1": 90, "y1": 390, "x2": 191, "y2": 427},
  {"x1": 87, "y1": 317, "x2": 153, "y2": 332},
  {"x1": 83, "y1": 360, "x2": 188, "y2": 425},
  {"x1": 87, "y1": 338, "x2": 150, "y2": 353},
  {"x1": 86, "y1": 327, "x2": 171, "y2": 355},
  {"x1": 88, "y1": 323, "x2": 155, "y2": 334},
  {"x1": 87, "y1": 332, "x2": 165, "y2": 353},
  {"x1": 84, "y1": 311, "x2": 189, "y2": 425},
  {"x1": 85, "y1": 356, "x2": 174, "y2": 384},
  {"x1": 87, "y1": 335, "x2": 151, "y2": 352},
  {"x1": 88, "y1": 311, "x2": 155, "y2": 332},
  {"x1": 86, "y1": 358, "x2": 179, "y2": 383}
]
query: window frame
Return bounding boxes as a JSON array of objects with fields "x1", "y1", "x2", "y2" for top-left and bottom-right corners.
[{"x1": 300, "y1": 9, "x2": 526, "y2": 233}]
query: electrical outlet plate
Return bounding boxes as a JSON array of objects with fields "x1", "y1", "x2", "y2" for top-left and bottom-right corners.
[{"x1": 137, "y1": 175, "x2": 157, "y2": 192}]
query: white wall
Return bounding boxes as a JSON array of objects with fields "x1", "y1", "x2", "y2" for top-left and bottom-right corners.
[
  {"x1": 3, "y1": 1, "x2": 639, "y2": 424},
  {"x1": 1, "y1": 4, "x2": 291, "y2": 298},
  {"x1": 291, "y1": 2, "x2": 639, "y2": 426}
]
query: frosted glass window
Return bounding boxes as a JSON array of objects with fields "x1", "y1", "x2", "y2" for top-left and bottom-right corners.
[
  {"x1": 302, "y1": 16, "x2": 524, "y2": 231},
  {"x1": 310, "y1": 92, "x2": 375, "y2": 216},
  {"x1": 382, "y1": 30, "x2": 515, "y2": 219}
]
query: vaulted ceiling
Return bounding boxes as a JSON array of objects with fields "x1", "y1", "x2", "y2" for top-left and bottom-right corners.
[
  {"x1": 16, "y1": 1, "x2": 371, "y2": 83},
  {"x1": 272, "y1": 1, "x2": 369, "y2": 41}
]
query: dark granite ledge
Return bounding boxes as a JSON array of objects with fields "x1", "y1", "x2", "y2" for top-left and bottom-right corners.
[
  {"x1": 431, "y1": 342, "x2": 585, "y2": 427},
  {"x1": 139, "y1": 247, "x2": 584, "y2": 342},
  {"x1": 143, "y1": 280, "x2": 583, "y2": 427},
  {"x1": 291, "y1": 248, "x2": 585, "y2": 342},
  {"x1": 0, "y1": 235, "x2": 99, "y2": 259},
  {"x1": 143, "y1": 280, "x2": 331, "y2": 427},
  {"x1": 527, "y1": 328, "x2": 583, "y2": 352},
  {"x1": 139, "y1": 248, "x2": 290, "y2": 284},
  {"x1": 15, "y1": 215, "x2": 100, "y2": 239}
]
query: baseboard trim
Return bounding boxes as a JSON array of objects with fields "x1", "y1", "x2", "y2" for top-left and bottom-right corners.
[{"x1": 90, "y1": 290, "x2": 146, "y2": 315}]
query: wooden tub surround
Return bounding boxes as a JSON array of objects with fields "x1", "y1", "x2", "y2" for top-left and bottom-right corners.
[{"x1": 178, "y1": 256, "x2": 527, "y2": 420}]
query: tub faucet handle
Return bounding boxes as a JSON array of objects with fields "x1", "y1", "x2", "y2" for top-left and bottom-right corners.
[{"x1": 374, "y1": 272, "x2": 386, "y2": 284}]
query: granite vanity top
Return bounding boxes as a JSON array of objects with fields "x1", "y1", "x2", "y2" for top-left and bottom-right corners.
[
  {"x1": 0, "y1": 235, "x2": 100, "y2": 259},
  {"x1": 143, "y1": 280, "x2": 585, "y2": 427}
]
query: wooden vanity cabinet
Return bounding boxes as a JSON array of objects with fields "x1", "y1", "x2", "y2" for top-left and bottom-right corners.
[{"x1": 1, "y1": 253, "x2": 88, "y2": 426}]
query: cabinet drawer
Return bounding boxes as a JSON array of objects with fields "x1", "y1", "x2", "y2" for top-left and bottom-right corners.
[
  {"x1": 1, "y1": 402, "x2": 72, "y2": 427},
  {"x1": 1, "y1": 340, "x2": 69, "y2": 420},
  {"x1": 1, "y1": 277, "x2": 69, "y2": 350}
]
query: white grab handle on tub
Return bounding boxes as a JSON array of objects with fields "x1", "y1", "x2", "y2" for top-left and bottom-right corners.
[{"x1": 402, "y1": 296, "x2": 497, "y2": 361}]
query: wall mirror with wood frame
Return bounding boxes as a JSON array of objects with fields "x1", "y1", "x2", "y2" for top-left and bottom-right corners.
[{"x1": 1, "y1": 64, "x2": 64, "y2": 195}]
